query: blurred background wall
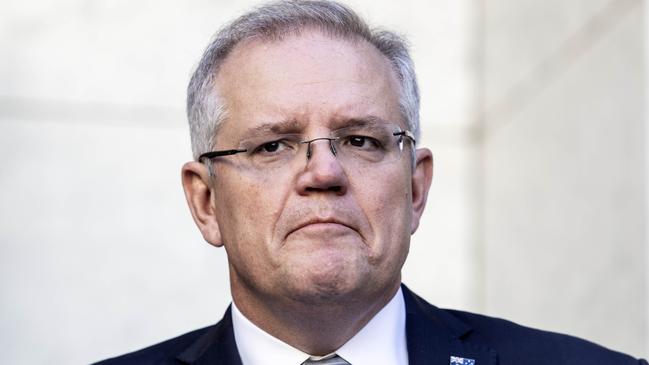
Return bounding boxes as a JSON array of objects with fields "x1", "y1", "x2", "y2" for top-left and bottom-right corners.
[{"x1": 0, "y1": 0, "x2": 646, "y2": 363}]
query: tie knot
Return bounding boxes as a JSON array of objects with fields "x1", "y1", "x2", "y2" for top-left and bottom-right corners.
[{"x1": 301, "y1": 354, "x2": 351, "y2": 365}]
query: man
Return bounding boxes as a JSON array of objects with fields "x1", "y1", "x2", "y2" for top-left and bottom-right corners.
[{"x1": 97, "y1": 1, "x2": 647, "y2": 364}]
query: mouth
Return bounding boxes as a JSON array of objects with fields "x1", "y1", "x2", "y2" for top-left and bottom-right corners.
[{"x1": 287, "y1": 218, "x2": 356, "y2": 237}]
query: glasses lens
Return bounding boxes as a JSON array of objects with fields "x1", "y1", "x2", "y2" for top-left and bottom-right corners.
[
  {"x1": 238, "y1": 133, "x2": 302, "y2": 171},
  {"x1": 332, "y1": 124, "x2": 411, "y2": 167}
]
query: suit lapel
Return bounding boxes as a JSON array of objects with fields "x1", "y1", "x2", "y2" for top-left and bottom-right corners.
[
  {"x1": 176, "y1": 306, "x2": 243, "y2": 365},
  {"x1": 403, "y1": 285, "x2": 498, "y2": 365}
]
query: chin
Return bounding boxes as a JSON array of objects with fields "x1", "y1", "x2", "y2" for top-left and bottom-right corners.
[
  {"x1": 285, "y1": 266, "x2": 368, "y2": 305},
  {"x1": 275, "y1": 245, "x2": 375, "y2": 303},
  {"x1": 288, "y1": 285, "x2": 354, "y2": 306}
]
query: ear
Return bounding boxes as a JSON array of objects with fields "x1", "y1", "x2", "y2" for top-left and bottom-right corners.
[
  {"x1": 181, "y1": 161, "x2": 223, "y2": 247},
  {"x1": 410, "y1": 148, "x2": 433, "y2": 234}
]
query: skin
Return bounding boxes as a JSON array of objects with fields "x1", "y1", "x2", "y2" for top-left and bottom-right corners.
[{"x1": 182, "y1": 29, "x2": 433, "y2": 355}]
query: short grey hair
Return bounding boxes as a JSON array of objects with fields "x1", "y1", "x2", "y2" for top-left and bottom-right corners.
[{"x1": 187, "y1": 0, "x2": 420, "y2": 161}]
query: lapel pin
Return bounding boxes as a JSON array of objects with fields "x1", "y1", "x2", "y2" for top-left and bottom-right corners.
[{"x1": 450, "y1": 356, "x2": 475, "y2": 365}]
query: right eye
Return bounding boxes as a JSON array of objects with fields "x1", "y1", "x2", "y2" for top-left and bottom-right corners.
[
  {"x1": 261, "y1": 141, "x2": 280, "y2": 153},
  {"x1": 252, "y1": 139, "x2": 294, "y2": 155}
]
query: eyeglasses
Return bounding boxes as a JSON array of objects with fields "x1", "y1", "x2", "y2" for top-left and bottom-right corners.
[{"x1": 198, "y1": 123, "x2": 416, "y2": 174}]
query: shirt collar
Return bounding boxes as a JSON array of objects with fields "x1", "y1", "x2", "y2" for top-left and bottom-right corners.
[
  {"x1": 231, "y1": 287, "x2": 407, "y2": 365},
  {"x1": 232, "y1": 301, "x2": 309, "y2": 365}
]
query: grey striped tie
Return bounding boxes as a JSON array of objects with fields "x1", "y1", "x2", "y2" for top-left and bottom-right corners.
[{"x1": 301, "y1": 354, "x2": 351, "y2": 365}]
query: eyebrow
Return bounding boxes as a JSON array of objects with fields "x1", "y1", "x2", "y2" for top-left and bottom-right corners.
[
  {"x1": 242, "y1": 115, "x2": 394, "y2": 136},
  {"x1": 245, "y1": 119, "x2": 303, "y2": 137},
  {"x1": 333, "y1": 115, "x2": 393, "y2": 130}
]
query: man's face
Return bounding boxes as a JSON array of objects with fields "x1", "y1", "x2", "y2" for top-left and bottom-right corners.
[{"x1": 188, "y1": 30, "x2": 431, "y2": 306}]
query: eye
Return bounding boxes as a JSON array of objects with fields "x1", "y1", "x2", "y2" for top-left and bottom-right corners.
[
  {"x1": 252, "y1": 139, "x2": 295, "y2": 155},
  {"x1": 343, "y1": 135, "x2": 382, "y2": 150},
  {"x1": 349, "y1": 136, "x2": 366, "y2": 147},
  {"x1": 261, "y1": 141, "x2": 280, "y2": 153}
]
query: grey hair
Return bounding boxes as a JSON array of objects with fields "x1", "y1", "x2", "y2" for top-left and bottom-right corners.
[{"x1": 187, "y1": 0, "x2": 420, "y2": 161}]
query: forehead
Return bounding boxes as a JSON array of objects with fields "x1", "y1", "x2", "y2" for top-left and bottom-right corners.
[{"x1": 213, "y1": 30, "x2": 402, "y2": 136}]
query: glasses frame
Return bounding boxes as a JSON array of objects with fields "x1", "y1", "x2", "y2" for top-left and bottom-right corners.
[{"x1": 198, "y1": 129, "x2": 416, "y2": 163}]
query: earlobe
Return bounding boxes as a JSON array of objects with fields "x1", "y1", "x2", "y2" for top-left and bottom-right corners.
[
  {"x1": 410, "y1": 148, "x2": 433, "y2": 234},
  {"x1": 181, "y1": 161, "x2": 224, "y2": 247}
]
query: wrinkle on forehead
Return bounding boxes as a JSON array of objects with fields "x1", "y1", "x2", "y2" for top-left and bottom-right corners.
[
  {"x1": 239, "y1": 114, "x2": 396, "y2": 139},
  {"x1": 217, "y1": 29, "x2": 398, "y2": 92},
  {"x1": 213, "y1": 29, "x2": 402, "y2": 142}
]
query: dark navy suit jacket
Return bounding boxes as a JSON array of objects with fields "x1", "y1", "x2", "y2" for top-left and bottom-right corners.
[{"x1": 95, "y1": 285, "x2": 647, "y2": 364}]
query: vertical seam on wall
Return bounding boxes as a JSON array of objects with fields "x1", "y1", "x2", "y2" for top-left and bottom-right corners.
[
  {"x1": 474, "y1": 0, "x2": 487, "y2": 313},
  {"x1": 642, "y1": 2, "x2": 649, "y2": 354}
]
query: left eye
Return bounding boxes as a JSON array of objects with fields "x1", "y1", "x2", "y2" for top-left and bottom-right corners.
[{"x1": 343, "y1": 135, "x2": 381, "y2": 149}]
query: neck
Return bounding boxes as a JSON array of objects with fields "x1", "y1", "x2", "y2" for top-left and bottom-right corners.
[{"x1": 231, "y1": 279, "x2": 400, "y2": 356}]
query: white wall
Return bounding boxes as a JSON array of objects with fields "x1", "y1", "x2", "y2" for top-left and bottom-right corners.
[
  {"x1": 1, "y1": 0, "x2": 646, "y2": 363},
  {"x1": 482, "y1": 0, "x2": 647, "y2": 356}
]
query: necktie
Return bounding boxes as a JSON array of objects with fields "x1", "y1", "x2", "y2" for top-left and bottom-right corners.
[{"x1": 301, "y1": 354, "x2": 351, "y2": 365}]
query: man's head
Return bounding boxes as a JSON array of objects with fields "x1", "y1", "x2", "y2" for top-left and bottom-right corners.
[
  {"x1": 182, "y1": 0, "x2": 432, "y2": 315},
  {"x1": 186, "y1": 0, "x2": 421, "y2": 163}
]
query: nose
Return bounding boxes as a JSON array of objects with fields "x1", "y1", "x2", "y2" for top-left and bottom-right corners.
[{"x1": 295, "y1": 138, "x2": 348, "y2": 195}]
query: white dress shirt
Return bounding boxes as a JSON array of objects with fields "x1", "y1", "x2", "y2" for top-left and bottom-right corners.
[{"x1": 232, "y1": 287, "x2": 408, "y2": 365}]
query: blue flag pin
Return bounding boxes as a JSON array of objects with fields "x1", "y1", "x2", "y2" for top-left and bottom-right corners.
[{"x1": 450, "y1": 356, "x2": 476, "y2": 365}]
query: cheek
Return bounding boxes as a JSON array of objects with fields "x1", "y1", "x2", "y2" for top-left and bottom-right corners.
[
  {"x1": 216, "y1": 173, "x2": 287, "y2": 248},
  {"x1": 367, "y1": 168, "x2": 411, "y2": 216},
  {"x1": 355, "y1": 169, "x2": 412, "y2": 251}
]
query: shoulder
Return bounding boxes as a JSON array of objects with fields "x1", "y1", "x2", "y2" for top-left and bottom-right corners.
[
  {"x1": 93, "y1": 306, "x2": 241, "y2": 365},
  {"x1": 401, "y1": 286, "x2": 646, "y2": 365},
  {"x1": 92, "y1": 326, "x2": 211, "y2": 365},
  {"x1": 447, "y1": 308, "x2": 646, "y2": 365}
]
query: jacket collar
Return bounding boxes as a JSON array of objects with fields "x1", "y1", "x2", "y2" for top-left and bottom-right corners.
[
  {"x1": 176, "y1": 306, "x2": 243, "y2": 365},
  {"x1": 176, "y1": 285, "x2": 497, "y2": 365},
  {"x1": 402, "y1": 284, "x2": 498, "y2": 365}
]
